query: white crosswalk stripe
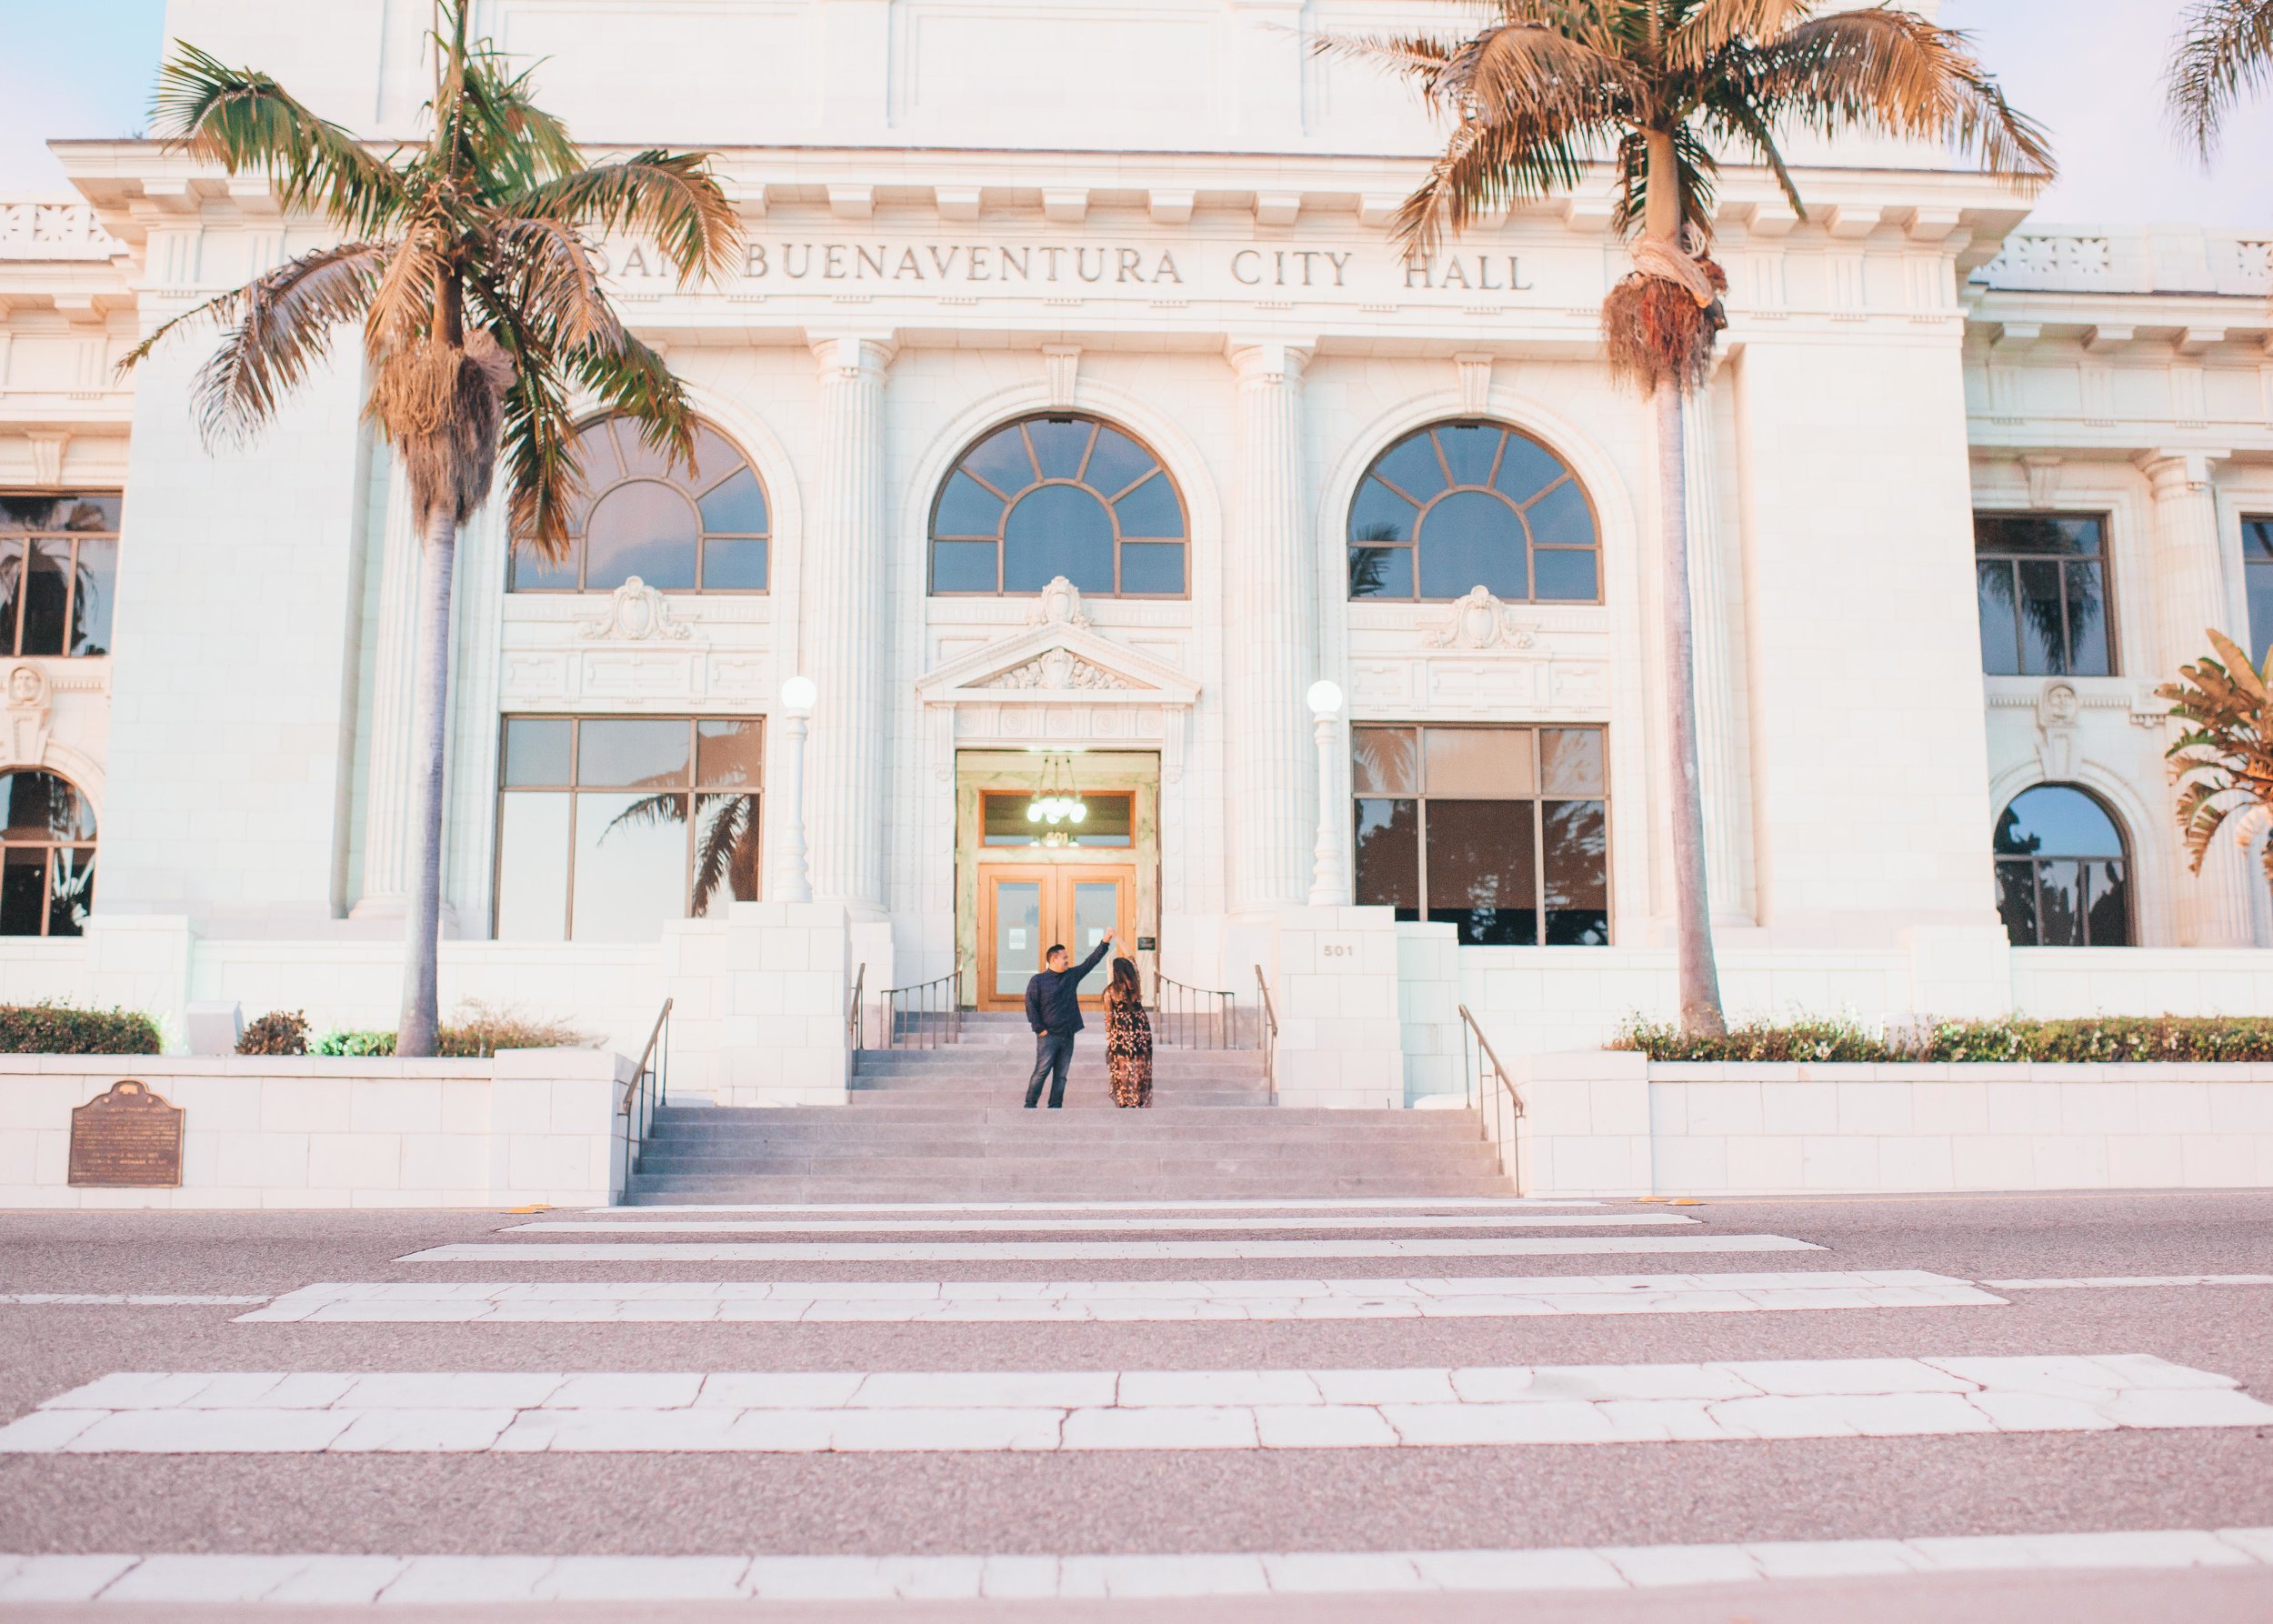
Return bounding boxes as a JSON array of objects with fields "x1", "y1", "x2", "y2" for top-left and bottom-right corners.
[
  {"x1": 511, "y1": 1212, "x2": 1699, "y2": 1233},
  {"x1": 576, "y1": 1198, "x2": 1611, "y2": 1214},
  {"x1": 236, "y1": 1270, "x2": 2005, "y2": 1324},
  {"x1": 6, "y1": 1529, "x2": 2270, "y2": 1603},
  {"x1": 6, "y1": 1355, "x2": 2265, "y2": 1456},
  {"x1": 403, "y1": 1235, "x2": 1817, "y2": 1262},
  {"x1": 1988, "y1": 1276, "x2": 2273, "y2": 1290}
]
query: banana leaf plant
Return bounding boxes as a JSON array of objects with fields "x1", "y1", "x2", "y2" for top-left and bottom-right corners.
[{"x1": 2160, "y1": 628, "x2": 2273, "y2": 883}]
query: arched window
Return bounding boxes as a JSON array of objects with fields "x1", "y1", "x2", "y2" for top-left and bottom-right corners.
[
  {"x1": 1994, "y1": 784, "x2": 2131, "y2": 947},
  {"x1": 930, "y1": 413, "x2": 1187, "y2": 596},
  {"x1": 0, "y1": 769, "x2": 95, "y2": 937},
  {"x1": 508, "y1": 416, "x2": 768, "y2": 594},
  {"x1": 1348, "y1": 420, "x2": 1598, "y2": 602}
]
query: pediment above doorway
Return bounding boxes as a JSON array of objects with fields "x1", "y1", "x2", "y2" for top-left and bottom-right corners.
[{"x1": 916, "y1": 577, "x2": 1199, "y2": 710}]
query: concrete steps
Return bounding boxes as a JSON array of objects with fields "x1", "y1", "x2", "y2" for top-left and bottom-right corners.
[{"x1": 623, "y1": 1014, "x2": 1495, "y2": 1203}]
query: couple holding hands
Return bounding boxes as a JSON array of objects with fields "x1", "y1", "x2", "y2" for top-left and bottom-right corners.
[{"x1": 1020, "y1": 929, "x2": 1151, "y2": 1110}]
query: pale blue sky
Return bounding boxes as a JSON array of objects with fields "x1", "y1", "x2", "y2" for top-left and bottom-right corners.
[{"x1": 0, "y1": 0, "x2": 2268, "y2": 226}]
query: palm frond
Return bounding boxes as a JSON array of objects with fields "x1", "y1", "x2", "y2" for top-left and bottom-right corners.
[
  {"x1": 150, "y1": 42, "x2": 403, "y2": 236},
  {"x1": 362, "y1": 212, "x2": 454, "y2": 360},
  {"x1": 1749, "y1": 10, "x2": 2056, "y2": 184},
  {"x1": 570, "y1": 329, "x2": 697, "y2": 467},
  {"x1": 1307, "y1": 28, "x2": 1459, "y2": 82},
  {"x1": 1667, "y1": 0, "x2": 1813, "y2": 67},
  {"x1": 600, "y1": 792, "x2": 688, "y2": 840},
  {"x1": 1696, "y1": 89, "x2": 1807, "y2": 219},
  {"x1": 493, "y1": 216, "x2": 624, "y2": 352},
  {"x1": 2168, "y1": 0, "x2": 2273, "y2": 158},
  {"x1": 515, "y1": 152, "x2": 744, "y2": 284},
  {"x1": 692, "y1": 793, "x2": 760, "y2": 916},
  {"x1": 472, "y1": 284, "x2": 582, "y2": 556},
  {"x1": 119, "y1": 241, "x2": 388, "y2": 446}
]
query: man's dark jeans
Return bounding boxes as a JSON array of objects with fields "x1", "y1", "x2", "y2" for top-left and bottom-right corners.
[{"x1": 1025, "y1": 1030, "x2": 1076, "y2": 1108}]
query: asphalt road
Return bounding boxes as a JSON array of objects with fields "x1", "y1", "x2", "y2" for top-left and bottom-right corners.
[{"x1": 0, "y1": 1190, "x2": 2268, "y2": 1622}]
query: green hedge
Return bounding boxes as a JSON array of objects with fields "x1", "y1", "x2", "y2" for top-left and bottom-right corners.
[
  {"x1": 1613, "y1": 1015, "x2": 2273, "y2": 1064},
  {"x1": 0, "y1": 1002, "x2": 163, "y2": 1055},
  {"x1": 312, "y1": 1005, "x2": 595, "y2": 1059}
]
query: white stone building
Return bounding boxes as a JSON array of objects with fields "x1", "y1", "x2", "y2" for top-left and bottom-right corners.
[{"x1": 4, "y1": 0, "x2": 2273, "y2": 1106}]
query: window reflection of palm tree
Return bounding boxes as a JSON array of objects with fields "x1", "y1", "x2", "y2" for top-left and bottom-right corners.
[
  {"x1": 601, "y1": 785, "x2": 761, "y2": 915},
  {"x1": 1347, "y1": 523, "x2": 1398, "y2": 597},
  {"x1": 1978, "y1": 557, "x2": 2100, "y2": 664}
]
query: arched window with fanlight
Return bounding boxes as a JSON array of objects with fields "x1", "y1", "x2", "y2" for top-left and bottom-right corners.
[
  {"x1": 507, "y1": 416, "x2": 769, "y2": 593},
  {"x1": 0, "y1": 769, "x2": 95, "y2": 937},
  {"x1": 1994, "y1": 784, "x2": 2132, "y2": 947},
  {"x1": 930, "y1": 413, "x2": 1187, "y2": 596},
  {"x1": 1347, "y1": 421, "x2": 1599, "y2": 602}
]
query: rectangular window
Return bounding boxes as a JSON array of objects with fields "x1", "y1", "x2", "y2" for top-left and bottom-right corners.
[
  {"x1": 0, "y1": 494, "x2": 121, "y2": 658},
  {"x1": 493, "y1": 715, "x2": 762, "y2": 941},
  {"x1": 1350, "y1": 724, "x2": 1609, "y2": 946},
  {"x1": 1973, "y1": 513, "x2": 2114, "y2": 677},
  {"x1": 979, "y1": 790, "x2": 1134, "y2": 847},
  {"x1": 2245, "y1": 516, "x2": 2273, "y2": 666}
]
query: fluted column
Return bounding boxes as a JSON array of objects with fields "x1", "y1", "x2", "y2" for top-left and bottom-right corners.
[
  {"x1": 2139, "y1": 448, "x2": 2254, "y2": 946},
  {"x1": 805, "y1": 333, "x2": 894, "y2": 911},
  {"x1": 1682, "y1": 386, "x2": 1750, "y2": 923},
  {"x1": 1227, "y1": 341, "x2": 1317, "y2": 913},
  {"x1": 351, "y1": 457, "x2": 423, "y2": 919}
]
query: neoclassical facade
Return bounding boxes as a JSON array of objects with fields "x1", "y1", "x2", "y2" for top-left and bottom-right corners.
[{"x1": 3, "y1": 0, "x2": 2272, "y2": 1098}]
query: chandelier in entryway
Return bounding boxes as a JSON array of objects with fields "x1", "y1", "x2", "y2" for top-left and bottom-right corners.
[{"x1": 1026, "y1": 753, "x2": 1088, "y2": 845}]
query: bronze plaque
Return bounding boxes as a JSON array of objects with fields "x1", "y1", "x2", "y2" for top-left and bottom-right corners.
[{"x1": 67, "y1": 1081, "x2": 184, "y2": 1188}]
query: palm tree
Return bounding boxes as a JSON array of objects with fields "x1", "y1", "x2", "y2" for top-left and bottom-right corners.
[
  {"x1": 2168, "y1": 1, "x2": 2273, "y2": 155},
  {"x1": 1320, "y1": 2, "x2": 2050, "y2": 1036},
  {"x1": 2160, "y1": 629, "x2": 2273, "y2": 888},
  {"x1": 122, "y1": 4, "x2": 740, "y2": 1054}
]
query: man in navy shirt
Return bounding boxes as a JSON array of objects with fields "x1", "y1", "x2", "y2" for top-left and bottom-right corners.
[{"x1": 1022, "y1": 928, "x2": 1114, "y2": 1108}]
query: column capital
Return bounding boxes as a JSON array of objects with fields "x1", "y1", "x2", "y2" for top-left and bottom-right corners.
[
  {"x1": 808, "y1": 330, "x2": 898, "y2": 379},
  {"x1": 2135, "y1": 447, "x2": 2230, "y2": 496},
  {"x1": 1226, "y1": 338, "x2": 1314, "y2": 386}
]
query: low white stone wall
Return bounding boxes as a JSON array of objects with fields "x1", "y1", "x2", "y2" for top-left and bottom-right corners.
[
  {"x1": 0, "y1": 1048, "x2": 631, "y2": 1209},
  {"x1": 1502, "y1": 1050, "x2": 2273, "y2": 1198}
]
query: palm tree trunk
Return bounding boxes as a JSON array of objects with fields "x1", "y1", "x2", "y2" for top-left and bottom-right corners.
[
  {"x1": 396, "y1": 501, "x2": 457, "y2": 1057},
  {"x1": 1656, "y1": 377, "x2": 1727, "y2": 1037}
]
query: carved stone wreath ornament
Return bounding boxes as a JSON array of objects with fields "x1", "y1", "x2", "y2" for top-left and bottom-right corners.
[
  {"x1": 576, "y1": 576, "x2": 693, "y2": 642},
  {"x1": 1421, "y1": 586, "x2": 1537, "y2": 652}
]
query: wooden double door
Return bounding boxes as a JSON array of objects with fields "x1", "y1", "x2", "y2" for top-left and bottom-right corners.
[{"x1": 977, "y1": 864, "x2": 1136, "y2": 1011}]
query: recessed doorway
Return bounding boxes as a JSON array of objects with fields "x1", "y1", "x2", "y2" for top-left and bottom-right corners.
[{"x1": 956, "y1": 749, "x2": 1160, "y2": 1010}]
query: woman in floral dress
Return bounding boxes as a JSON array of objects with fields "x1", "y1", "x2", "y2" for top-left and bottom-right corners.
[{"x1": 1102, "y1": 957, "x2": 1153, "y2": 1108}]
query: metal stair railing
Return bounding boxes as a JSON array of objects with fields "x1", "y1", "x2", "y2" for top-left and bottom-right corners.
[
  {"x1": 1151, "y1": 971, "x2": 1239, "y2": 1050},
  {"x1": 615, "y1": 997, "x2": 673, "y2": 1199},
  {"x1": 1457, "y1": 1002, "x2": 1526, "y2": 1192},
  {"x1": 1252, "y1": 965, "x2": 1278, "y2": 1104},
  {"x1": 846, "y1": 963, "x2": 866, "y2": 1078},
  {"x1": 883, "y1": 960, "x2": 964, "y2": 1050}
]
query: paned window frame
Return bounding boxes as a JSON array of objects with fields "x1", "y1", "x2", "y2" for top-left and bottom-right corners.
[
  {"x1": 1350, "y1": 722, "x2": 1612, "y2": 947},
  {"x1": 0, "y1": 768, "x2": 97, "y2": 937},
  {"x1": 1972, "y1": 510, "x2": 2118, "y2": 677},
  {"x1": 506, "y1": 416, "x2": 771, "y2": 596},
  {"x1": 927, "y1": 413, "x2": 1190, "y2": 599},
  {"x1": 1346, "y1": 420, "x2": 1602, "y2": 605},
  {"x1": 1991, "y1": 782, "x2": 2134, "y2": 948},
  {"x1": 493, "y1": 714, "x2": 765, "y2": 940},
  {"x1": 2241, "y1": 514, "x2": 2273, "y2": 663},
  {"x1": 0, "y1": 492, "x2": 122, "y2": 658}
]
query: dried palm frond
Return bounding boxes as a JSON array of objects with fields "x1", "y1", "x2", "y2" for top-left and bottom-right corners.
[
  {"x1": 2168, "y1": 0, "x2": 2273, "y2": 159},
  {"x1": 1601, "y1": 252, "x2": 1727, "y2": 395},
  {"x1": 367, "y1": 332, "x2": 516, "y2": 526}
]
